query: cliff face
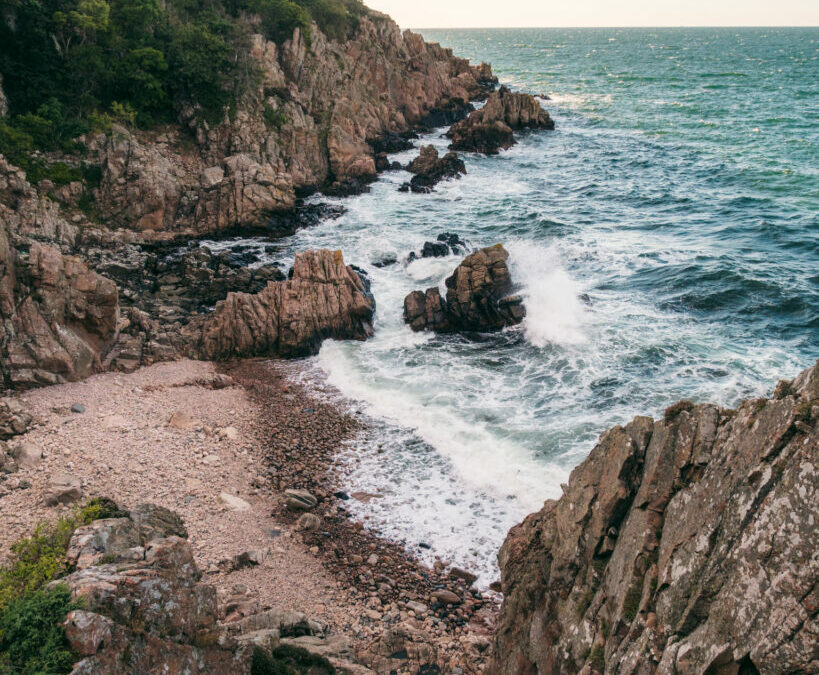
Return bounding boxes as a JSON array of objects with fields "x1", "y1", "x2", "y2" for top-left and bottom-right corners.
[
  {"x1": 489, "y1": 362, "x2": 818, "y2": 675},
  {"x1": 88, "y1": 14, "x2": 493, "y2": 237}
]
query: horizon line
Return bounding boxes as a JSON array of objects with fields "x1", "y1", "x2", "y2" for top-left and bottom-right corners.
[{"x1": 412, "y1": 25, "x2": 819, "y2": 30}]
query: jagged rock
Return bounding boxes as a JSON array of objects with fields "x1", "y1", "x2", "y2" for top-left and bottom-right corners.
[
  {"x1": 0, "y1": 441, "x2": 18, "y2": 474},
  {"x1": 200, "y1": 250, "x2": 375, "y2": 359},
  {"x1": 65, "y1": 517, "x2": 143, "y2": 569},
  {"x1": 401, "y1": 145, "x2": 466, "y2": 193},
  {"x1": 0, "y1": 397, "x2": 33, "y2": 438},
  {"x1": 448, "y1": 86, "x2": 554, "y2": 154},
  {"x1": 488, "y1": 361, "x2": 819, "y2": 675},
  {"x1": 406, "y1": 233, "x2": 468, "y2": 262},
  {"x1": 404, "y1": 244, "x2": 525, "y2": 333},
  {"x1": 128, "y1": 502, "x2": 189, "y2": 542},
  {"x1": 358, "y1": 622, "x2": 439, "y2": 674},
  {"x1": 44, "y1": 472, "x2": 83, "y2": 506}
]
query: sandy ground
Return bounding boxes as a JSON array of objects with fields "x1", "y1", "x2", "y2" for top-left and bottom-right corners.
[{"x1": 0, "y1": 359, "x2": 356, "y2": 627}]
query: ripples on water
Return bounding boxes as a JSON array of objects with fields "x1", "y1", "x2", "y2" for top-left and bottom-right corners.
[{"x1": 207, "y1": 28, "x2": 818, "y2": 584}]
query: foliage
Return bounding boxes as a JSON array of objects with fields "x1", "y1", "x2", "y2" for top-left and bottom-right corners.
[
  {"x1": 263, "y1": 103, "x2": 289, "y2": 129},
  {"x1": 0, "y1": 585, "x2": 79, "y2": 675},
  {"x1": 0, "y1": 498, "x2": 125, "y2": 611},
  {"x1": 0, "y1": 0, "x2": 369, "y2": 150},
  {"x1": 588, "y1": 644, "x2": 605, "y2": 672}
]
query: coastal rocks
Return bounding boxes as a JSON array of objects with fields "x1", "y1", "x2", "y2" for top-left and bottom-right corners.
[
  {"x1": 406, "y1": 233, "x2": 468, "y2": 262},
  {"x1": 199, "y1": 249, "x2": 375, "y2": 359},
  {"x1": 448, "y1": 86, "x2": 554, "y2": 154},
  {"x1": 403, "y1": 244, "x2": 525, "y2": 332},
  {"x1": 488, "y1": 361, "x2": 819, "y2": 675},
  {"x1": 401, "y1": 145, "x2": 466, "y2": 193},
  {"x1": 58, "y1": 504, "x2": 252, "y2": 674},
  {"x1": 0, "y1": 160, "x2": 120, "y2": 391},
  {"x1": 0, "y1": 398, "x2": 33, "y2": 438}
]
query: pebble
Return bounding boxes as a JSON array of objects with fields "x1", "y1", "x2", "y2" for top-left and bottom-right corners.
[{"x1": 70, "y1": 403, "x2": 85, "y2": 414}]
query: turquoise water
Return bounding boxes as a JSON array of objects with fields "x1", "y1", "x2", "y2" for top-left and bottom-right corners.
[{"x1": 215, "y1": 28, "x2": 818, "y2": 582}]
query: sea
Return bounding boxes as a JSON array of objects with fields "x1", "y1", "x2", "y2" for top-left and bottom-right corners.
[{"x1": 207, "y1": 28, "x2": 818, "y2": 585}]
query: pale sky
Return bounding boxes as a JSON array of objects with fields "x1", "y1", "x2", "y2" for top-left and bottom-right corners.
[{"x1": 366, "y1": 0, "x2": 819, "y2": 28}]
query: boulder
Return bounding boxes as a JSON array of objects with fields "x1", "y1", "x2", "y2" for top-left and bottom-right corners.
[
  {"x1": 284, "y1": 488, "x2": 318, "y2": 511},
  {"x1": 0, "y1": 397, "x2": 33, "y2": 438},
  {"x1": 220, "y1": 492, "x2": 251, "y2": 512},
  {"x1": 403, "y1": 244, "x2": 525, "y2": 333},
  {"x1": 448, "y1": 86, "x2": 554, "y2": 154},
  {"x1": 0, "y1": 442, "x2": 18, "y2": 474},
  {"x1": 402, "y1": 145, "x2": 466, "y2": 193},
  {"x1": 199, "y1": 250, "x2": 375, "y2": 359},
  {"x1": 487, "y1": 361, "x2": 819, "y2": 675},
  {"x1": 406, "y1": 232, "x2": 468, "y2": 263},
  {"x1": 44, "y1": 472, "x2": 83, "y2": 506},
  {"x1": 11, "y1": 441, "x2": 43, "y2": 468}
]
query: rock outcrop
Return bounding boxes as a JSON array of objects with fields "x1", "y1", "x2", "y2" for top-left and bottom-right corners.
[
  {"x1": 1, "y1": 159, "x2": 120, "y2": 390},
  {"x1": 403, "y1": 244, "x2": 525, "y2": 332},
  {"x1": 401, "y1": 145, "x2": 466, "y2": 193},
  {"x1": 200, "y1": 249, "x2": 375, "y2": 358},
  {"x1": 84, "y1": 16, "x2": 495, "y2": 237},
  {"x1": 488, "y1": 361, "x2": 819, "y2": 675},
  {"x1": 0, "y1": 397, "x2": 32, "y2": 438},
  {"x1": 448, "y1": 86, "x2": 554, "y2": 154}
]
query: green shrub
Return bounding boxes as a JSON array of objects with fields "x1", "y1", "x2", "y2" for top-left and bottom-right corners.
[
  {"x1": 251, "y1": 644, "x2": 335, "y2": 675},
  {"x1": 622, "y1": 577, "x2": 643, "y2": 621},
  {"x1": 588, "y1": 644, "x2": 605, "y2": 672},
  {"x1": 0, "y1": 585, "x2": 79, "y2": 675},
  {"x1": 263, "y1": 103, "x2": 288, "y2": 130}
]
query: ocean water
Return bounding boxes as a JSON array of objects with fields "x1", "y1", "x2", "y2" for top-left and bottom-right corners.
[{"x1": 209, "y1": 28, "x2": 818, "y2": 585}]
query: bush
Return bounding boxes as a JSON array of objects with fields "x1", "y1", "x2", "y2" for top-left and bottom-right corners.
[
  {"x1": 0, "y1": 585, "x2": 79, "y2": 675},
  {"x1": 251, "y1": 645, "x2": 336, "y2": 675},
  {"x1": 263, "y1": 103, "x2": 288, "y2": 130}
]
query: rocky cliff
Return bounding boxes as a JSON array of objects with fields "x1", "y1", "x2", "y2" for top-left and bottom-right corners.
[
  {"x1": 489, "y1": 362, "x2": 818, "y2": 675},
  {"x1": 85, "y1": 15, "x2": 494, "y2": 237}
]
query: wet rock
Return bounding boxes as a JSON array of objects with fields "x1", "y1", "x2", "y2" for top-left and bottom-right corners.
[
  {"x1": 284, "y1": 488, "x2": 318, "y2": 511},
  {"x1": 401, "y1": 145, "x2": 466, "y2": 193},
  {"x1": 404, "y1": 244, "x2": 525, "y2": 333},
  {"x1": 371, "y1": 253, "x2": 398, "y2": 268},
  {"x1": 488, "y1": 360, "x2": 819, "y2": 675},
  {"x1": 200, "y1": 250, "x2": 375, "y2": 359},
  {"x1": 448, "y1": 86, "x2": 554, "y2": 154},
  {"x1": 44, "y1": 472, "x2": 82, "y2": 506}
]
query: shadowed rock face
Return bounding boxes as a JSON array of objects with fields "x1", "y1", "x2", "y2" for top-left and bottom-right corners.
[
  {"x1": 403, "y1": 244, "x2": 525, "y2": 333},
  {"x1": 1, "y1": 159, "x2": 119, "y2": 390},
  {"x1": 488, "y1": 361, "x2": 819, "y2": 675},
  {"x1": 200, "y1": 249, "x2": 375, "y2": 359},
  {"x1": 448, "y1": 86, "x2": 554, "y2": 154},
  {"x1": 402, "y1": 145, "x2": 466, "y2": 193}
]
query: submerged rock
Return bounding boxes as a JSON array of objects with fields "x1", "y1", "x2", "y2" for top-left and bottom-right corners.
[
  {"x1": 448, "y1": 86, "x2": 554, "y2": 154},
  {"x1": 199, "y1": 249, "x2": 375, "y2": 359},
  {"x1": 488, "y1": 360, "x2": 819, "y2": 675},
  {"x1": 404, "y1": 244, "x2": 525, "y2": 333}
]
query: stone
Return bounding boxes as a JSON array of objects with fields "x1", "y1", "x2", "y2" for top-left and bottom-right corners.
[
  {"x1": 404, "y1": 244, "x2": 525, "y2": 333},
  {"x1": 44, "y1": 472, "x2": 82, "y2": 506},
  {"x1": 406, "y1": 600, "x2": 429, "y2": 615},
  {"x1": 129, "y1": 503, "x2": 188, "y2": 542},
  {"x1": 0, "y1": 442, "x2": 18, "y2": 474},
  {"x1": 488, "y1": 360, "x2": 819, "y2": 675},
  {"x1": 0, "y1": 398, "x2": 33, "y2": 438},
  {"x1": 220, "y1": 492, "x2": 251, "y2": 512},
  {"x1": 449, "y1": 567, "x2": 478, "y2": 586},
  {"x1": 285, "y1": 488, "x2": 318, "y2": 511},
  {"x1": 296, "y1": 512, "x2": 322, "y2": 531},
  {"x1": 71, "y1": 403, "x2": 86, "y2": 414},
  {"x1": 448, "y1": 86, "x2": 554, "y2": 154},
  {"x1": 403, "y1": 145, "x2": 466, "y2": 193},
  {"x1": 199, "y1": 250, "x2": 375, "y2": 359},
  {"x1": 66, "y1": 518, "x2": 143, "y2": 569},
  {"x1": 168, "y1": 412, "x2": 198, "y2": 431},
  {"x1": 12, "y1": 441, "x2": 43, "y2": 468},
  {"x1": 431, "y1": 589, "x2": 461, "y2": 605}
]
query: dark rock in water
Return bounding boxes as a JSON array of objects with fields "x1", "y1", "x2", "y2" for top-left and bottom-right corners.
[
  {"x1": 370, "y1": 132, "x2": 415, "y2": 155},
  {"x1": 579, "y1": 292, "x2": 591, "y2": 305},
  {"x1": 390, "y1": 161, "x2": 402, "y2": 171},
  {"x1": 398, "y1": 183, "x2": 410, "y2": 193},
  {"x1": 375, "y1": 152, "x2": 390, "y2": 172},
  {"x1": 404, "y1": 244, "x2": 525, "y2": 333},
  {"x1": 322, "y1": 176, "x2": 374, "y2": 198},
  {"x1": 487, "y1": 360, "x2": 819, "y2": 675},
  {"x1": 448, "y1": 86, "x2": 554, "y2": 154},
  {"x1": 372, "y1": 253, "x2": 398, "y2": 268},
  {"x1": 422, "y1": 241, "x2": 450, "y2": 258},
  {"x1": 402, "y1": 145, "x2": 466, "y2": 193},
  {"x1": 436, "y1": 232, "x2": 467, "y2": 253},
  {"x1": 333, "y1": 491, "x2": 350, "y2": 500},
  {"x1": 419, "y1": 98, "x2": 475, "y2": 129},
  {"x1": 407, "y1": 232, "x2": 469, "y2": 262}
]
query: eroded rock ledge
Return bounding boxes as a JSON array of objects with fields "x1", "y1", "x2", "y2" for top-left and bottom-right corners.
[{"x1": 488, "y1": 361, "x2": 819, "y2": 675}]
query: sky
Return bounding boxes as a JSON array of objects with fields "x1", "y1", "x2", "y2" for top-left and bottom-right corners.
[{"x1": 365, "y1": 0, "x2": 819, "y2": 28}]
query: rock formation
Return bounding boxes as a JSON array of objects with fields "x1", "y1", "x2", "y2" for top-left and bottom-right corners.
[
  {"x1": 448, "y1": 86, "x2": 554, "y2": 154},
  {"x1": 200, "y1": 249, "x2": 375, "y2": 359},
  {"x1": 404, "y1": 244, "x2": 525, "y2": 332},
  {"x1": 400, "y1": 145, "x2": 466, "y2": 193},
  {"x1": 1, "y1": 159, "x2": 119, "y2": 389},
  {"x1": 488, "y1": 361, "x2": 819, "y2": 675},
  {"x1": 83, "y1": 17, "x2": 495, "y2": 237}
]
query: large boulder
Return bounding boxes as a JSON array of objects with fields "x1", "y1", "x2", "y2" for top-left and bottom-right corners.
[
  {"x1": 403, "y1": 244, "x2": 525, "y2": 333},
  {"x1": 401, "y1": 145, "x2": 466, "y2": 193},
  {"x1": 200, "y1": 249, "x2": 375, "y2": 358},
  {"x1": 488, "y1": 361, "x2": 819, "y2": 675},
  {"x1": 448, "y1": 86, "x2": 554, "y2": 154},
  {"x1": 0, "y1": 397, "x2": 33, "y2": 438}
]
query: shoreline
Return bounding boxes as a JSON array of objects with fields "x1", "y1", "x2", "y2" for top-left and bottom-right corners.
[{"x1": 0, "y1": 356, "x2": 496, "y2": 671}]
